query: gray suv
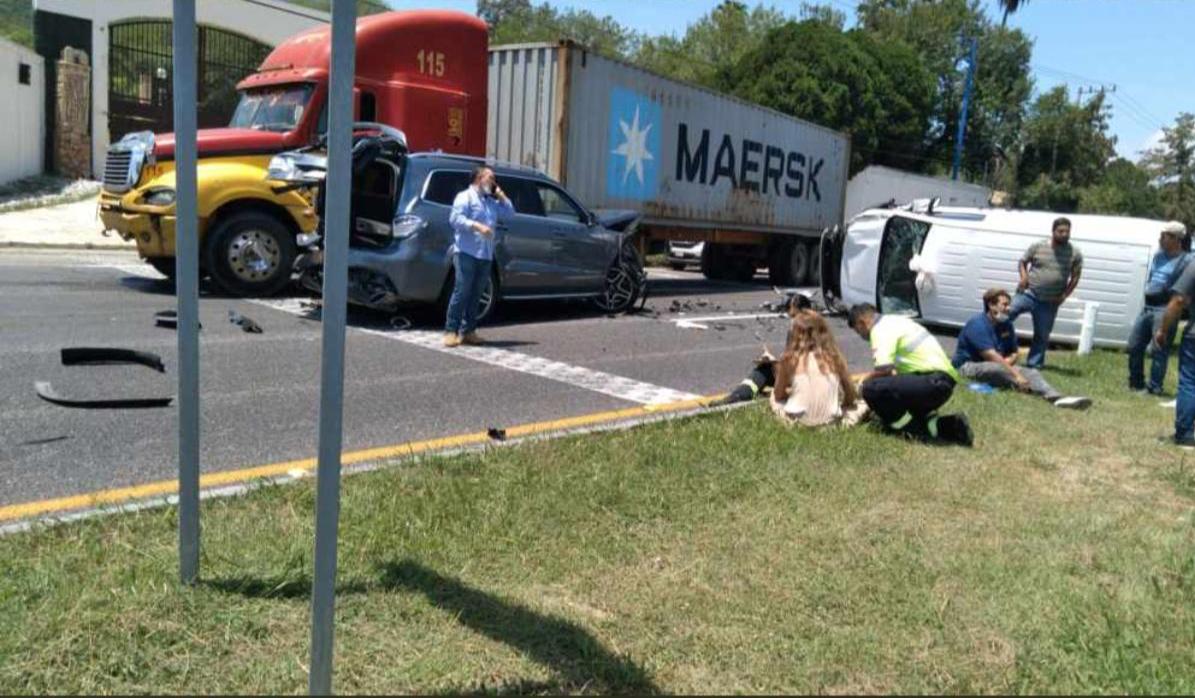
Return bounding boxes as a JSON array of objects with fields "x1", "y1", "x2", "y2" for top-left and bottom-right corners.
[{"x1": 267, "y1": 126, "x2": 645, "y2": 321}]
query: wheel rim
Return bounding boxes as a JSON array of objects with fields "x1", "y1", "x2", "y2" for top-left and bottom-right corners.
[
  {"x1": 596, "y1": 248, "x2": 642, "y2": 311},
  {"x1": 227, "y1": 229, "x2": 281, "y2": 283}
]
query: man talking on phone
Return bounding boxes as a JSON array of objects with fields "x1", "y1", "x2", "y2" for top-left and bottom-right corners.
[{"x1": 445, "y1": 165, "x2": 515, "y2": 347}]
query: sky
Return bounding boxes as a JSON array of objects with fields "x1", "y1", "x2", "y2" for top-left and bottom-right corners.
[{"x1": 383, "y1": 0, "x2": 1193, "y2": 161}]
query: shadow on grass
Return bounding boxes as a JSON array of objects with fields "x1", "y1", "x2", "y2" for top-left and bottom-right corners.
[
  {"x1": 201, "y1": 574, "x2": 370, "y2": 600},
  {"x1": 379, "y1": 560, "x2": 660, "y2": 695}
]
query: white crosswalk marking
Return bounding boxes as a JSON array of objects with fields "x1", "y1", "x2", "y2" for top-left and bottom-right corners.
[{"x1": 253, "y1": 297, "x2": 701, "y2": 406}]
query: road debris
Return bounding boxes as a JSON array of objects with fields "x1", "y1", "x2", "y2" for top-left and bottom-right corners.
[
  {"x1": 487, "y1": 427, "x2": 507, "y2": 441},
  {"x1": 228, "y1": 309, "x2": 264, "y2": 333},
  {"x1": 153, "y1": 309, "x2": 201, "y2": 330},
  {"x1": 61, "y1": 347, "x2": 165, "y2": 373},
  {"x1": 34, "y1": 381, "x2": 173, "y2": 409}
]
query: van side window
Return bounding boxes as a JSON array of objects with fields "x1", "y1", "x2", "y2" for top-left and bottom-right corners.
[
  {"x1": 535, "y1": 183, "x2": 584, "y2": 224},
  {"x1": 422, "y1": 171, "x2": 473, "y2": 205}
]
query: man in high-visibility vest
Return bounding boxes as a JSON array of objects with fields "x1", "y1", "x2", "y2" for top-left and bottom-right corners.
[{"x1": 848, "y1": 303, "x2": 973, "y2": 446}]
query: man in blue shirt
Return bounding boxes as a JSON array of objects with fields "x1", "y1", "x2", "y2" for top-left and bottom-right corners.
[
  {"x1": 1127, "y1": 221, "x2": 1190, "y2": 394},
  {"x1": 444, "y1": 165, "x2": 515, "y2": 347},
  {"x1": 953, "y1": 288, "x2": 1091, "y2": 409}
]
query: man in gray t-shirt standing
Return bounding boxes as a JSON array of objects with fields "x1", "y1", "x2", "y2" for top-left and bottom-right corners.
[
  {"x1": 1155, "y1": 259, "x2": 1195, "y2": 446},
  {"x1": 1007, "y1": 216, "x2": 1084, "y2": 368}
]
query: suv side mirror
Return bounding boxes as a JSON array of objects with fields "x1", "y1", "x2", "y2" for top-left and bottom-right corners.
[{"x1": 586, "y1": 211, "x2": 598, "y2": 227}]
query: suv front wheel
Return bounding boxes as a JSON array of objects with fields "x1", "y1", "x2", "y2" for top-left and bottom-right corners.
[
  {"x1": 205, "y1": 211, "x2": 297, "y2": 297},
  {"x1": 594, "y1": 243, "x2": 645, "y2": 313}
]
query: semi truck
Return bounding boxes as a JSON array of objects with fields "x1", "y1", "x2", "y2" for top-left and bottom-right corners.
[
  {"x1": 101, "y1": 17, "x2": 864, "y2": 294},
  {"x1": 98, "y1": 10, "x2": 489, "y2": 296}
]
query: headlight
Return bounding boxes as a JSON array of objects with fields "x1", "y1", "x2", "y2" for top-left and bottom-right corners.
[
  {"x1": 142, "y1": 188, "x2": 175, "y2": 206},
  {"x1": 392, "y1": 214, "x2": 426, "y2": 239}
]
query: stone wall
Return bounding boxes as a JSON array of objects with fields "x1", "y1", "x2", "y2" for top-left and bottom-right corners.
[{"x1": 54, "y1": 47, "x2": 89, "y2": 179}]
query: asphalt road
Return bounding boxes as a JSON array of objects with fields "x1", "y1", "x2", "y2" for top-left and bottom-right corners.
[{"x1": 0, "y1": 248, "x2": 934, "y2": 510}]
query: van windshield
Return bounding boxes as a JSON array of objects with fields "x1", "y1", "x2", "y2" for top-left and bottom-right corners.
[{"x1": 229, "y1": 84, "x2": 313, "y2": 132}]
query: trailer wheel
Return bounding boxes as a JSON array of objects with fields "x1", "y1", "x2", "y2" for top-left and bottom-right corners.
[{"x1": 768, "y1": 240, "x2": 809, "y2": 287}]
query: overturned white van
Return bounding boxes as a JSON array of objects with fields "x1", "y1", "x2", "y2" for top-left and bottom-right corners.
[{"x1": 820, "y1": 205, "x2": 1178, "y2": 348}]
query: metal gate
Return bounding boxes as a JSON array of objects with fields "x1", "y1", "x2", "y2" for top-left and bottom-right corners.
[{"x1": 108, "y1": 20, "x2": 271, "y2": 141}]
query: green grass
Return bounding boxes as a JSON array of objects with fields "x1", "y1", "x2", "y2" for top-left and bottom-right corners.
[
  {"x1": 0, "y1": 176, "x2": 100, "y2": 214},
  {"x1": 3, "y1": 349, "x2": 1195, "y2": 693}
]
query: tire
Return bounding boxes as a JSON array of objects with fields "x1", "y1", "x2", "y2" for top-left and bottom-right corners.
[
  {"x1": 730, "y1": 257, "x2": 757, "y2": 282},
  {"x1": 438, "y1": 265, "x2": 500, "y2": 324},
  {"x1": 594, "y1": 243, "x2": 646, "y2": 313},
  {"x1": 805, "y1": 240, "x2": 821, "y2": 286},
  {"x1": 701, "y1": 243, "x2": 734, "y2": 281},
  {"x1": 204, "y1": 211, "x2": 296, "y2": 297},
  {"x1": 768, "y1": 239, "x2": 809, "y2": 287},
  {"x1": 146, "y1": 257, "x2": 177, "y2": 281}
]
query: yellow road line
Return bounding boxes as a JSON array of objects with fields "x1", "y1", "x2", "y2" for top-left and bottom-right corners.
[{"x1": 0, "y1": 395, "x2": 722, "y2": 524}]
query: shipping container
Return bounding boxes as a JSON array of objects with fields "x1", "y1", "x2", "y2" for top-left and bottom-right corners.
[
  {"x1": 844, "y1": 165, "x2": 991, "y2": 220},
  {"x1": 487, "y1": 42, "x2": 852, "y2": 285}
]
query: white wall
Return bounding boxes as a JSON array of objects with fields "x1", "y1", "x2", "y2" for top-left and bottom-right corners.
[
  {"x1": 0, "y1": 38, "x2": 45, "y2": 185},
  {"x1": 34, "y1": 0, "x2": 330, "y2": 177}
]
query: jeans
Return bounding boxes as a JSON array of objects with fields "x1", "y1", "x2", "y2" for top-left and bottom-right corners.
[
  {"x1": 444, "y1": 252, "x2": 491, "y2": 335},
  {"x1": 1176, "y1": 331, "x2": 1195, "y2": 441},
  {"x1": 959, "y1": 361, "x2": 1061, "y2": 400},
  {"x1": 1127, "y1": 305, "x2": 1176, "y2": 392},
  {"x1": 1008, "y1": 291, "x2": 1060, "y2": 369}
]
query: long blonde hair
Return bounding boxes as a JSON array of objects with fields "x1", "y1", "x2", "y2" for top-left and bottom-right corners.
[{"x1": 775, "y1": 310, "x2": 858, "y2": 407}]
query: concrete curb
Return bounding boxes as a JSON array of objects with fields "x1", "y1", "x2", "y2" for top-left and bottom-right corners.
[{"x1": 1, "y1": 240, "x2": 136, "y2": 250}]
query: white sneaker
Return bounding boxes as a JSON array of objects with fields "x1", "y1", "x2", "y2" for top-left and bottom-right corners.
[{"x1": 1053, "y1": 396, "x2": 1092, "y2": 410}]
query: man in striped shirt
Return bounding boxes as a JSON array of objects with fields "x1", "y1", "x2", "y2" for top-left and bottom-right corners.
[{"x1": 848, "y1": 303, "x2": 973, "y2": 446}]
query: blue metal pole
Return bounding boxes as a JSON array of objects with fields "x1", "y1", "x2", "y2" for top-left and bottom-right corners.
[
  {"x1": 309, "y1": 0, "x2": 356, "y2": 693},
  {"x1": 172, "y1": 0, "x2": 200, "y2": 586},
  {"x1": 952, "y1": 37, "x2": 978, "y2": 181}
]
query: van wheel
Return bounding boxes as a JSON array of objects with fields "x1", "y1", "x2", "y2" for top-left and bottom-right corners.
[
  {"x1": 594, "y1": 243, "x2": 645, "y2": 313},
  {"x1": 805, "y1": 240, "x2": 821, "y2": 286},
  {"x1": 205, "y1": 211, "x2": 296, "y2": 297}
]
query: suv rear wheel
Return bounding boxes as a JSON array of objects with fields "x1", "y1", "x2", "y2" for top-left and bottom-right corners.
[{"x1": 205, "y1": 211, "x2": 296, "y2": 297}]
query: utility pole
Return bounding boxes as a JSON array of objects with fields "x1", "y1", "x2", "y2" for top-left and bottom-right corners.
[{"x1": 952, "y1": 36, "x2": 978, "y2": 181}]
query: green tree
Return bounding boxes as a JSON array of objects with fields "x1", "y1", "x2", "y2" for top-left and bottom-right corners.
[
  {"x1": 1141, "y1": 113, "x2": 1195, "y2": 228},
  {"x1": 479, "y1": 0, "x2": 641, "y2": 59},
  {"x1": 632, "y1": 1, "x2": 786, "y2": 89},
  {"x1": 0, "y1": 0, "x2": 32, "y2": 48},
  {"x1": 1015, "y1": 86, "x2": 1115, "y2": 211},
  {"x1": 1077, "y1": 158, "x2": 1161, "y2": 217},
  {"x1": 998, "y1": 0, "x2": 1029, "y2": 26},
  {"x1": 728, "y1": 20, "x2": 935, "y2": 174},
  {"x1": 856, "y1": 0, "x2": 1033, "y2": 181}
]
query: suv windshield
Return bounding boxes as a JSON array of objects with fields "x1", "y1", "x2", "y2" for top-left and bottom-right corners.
[{"x1": 229, "y1": 84, "x2": 313, "y2": 132}]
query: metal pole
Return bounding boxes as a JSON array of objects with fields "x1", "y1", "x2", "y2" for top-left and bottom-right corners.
[
  {"x1": 309, "y1": 0, "x2": 356, "y2": 693},
  {"x1": 172, "y1": 0, "x2": 201, "y2": 586},
  {"x1": 952, "y1": 37, "x2": 978, "y2": 181}
]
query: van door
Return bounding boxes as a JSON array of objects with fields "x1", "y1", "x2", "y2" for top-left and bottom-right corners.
[{"x1": 875, "y1": 215, "x2": 930, "y2": 316}]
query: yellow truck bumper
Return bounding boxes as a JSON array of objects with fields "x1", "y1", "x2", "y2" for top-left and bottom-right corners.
[{"x1": 99, "y1": 195, "x2": 180, "y2": 258}]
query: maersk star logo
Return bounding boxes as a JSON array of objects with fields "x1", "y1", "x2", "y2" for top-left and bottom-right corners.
[{"x1": 606, "y1": 88, "x2": 660, "y2": 200}]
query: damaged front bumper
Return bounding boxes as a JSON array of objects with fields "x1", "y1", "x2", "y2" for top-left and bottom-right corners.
[
  {"x1": 98, "y1": 193, "x2": 178, "y2": 257},
  {"x1": 295, "y1": 250, "x2": 403, "y2": 312}
]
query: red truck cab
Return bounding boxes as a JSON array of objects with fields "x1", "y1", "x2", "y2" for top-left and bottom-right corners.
[{"x1": 99, "y1": 10, "x2": 488, "y2": 297}]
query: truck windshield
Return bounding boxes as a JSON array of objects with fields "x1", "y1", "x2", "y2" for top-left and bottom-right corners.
[{"x1": 229, "y1": 85, "x2": 313, "y2": 132}]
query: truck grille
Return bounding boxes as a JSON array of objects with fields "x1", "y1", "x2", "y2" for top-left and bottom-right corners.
[{"x1": 103, "y1": 150, "x2": 134, "y2": 192}]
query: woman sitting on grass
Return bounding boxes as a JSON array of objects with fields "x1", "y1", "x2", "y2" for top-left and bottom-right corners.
[{"x1": 769, "y1": 310, "x2": 869, "y2": 428}]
